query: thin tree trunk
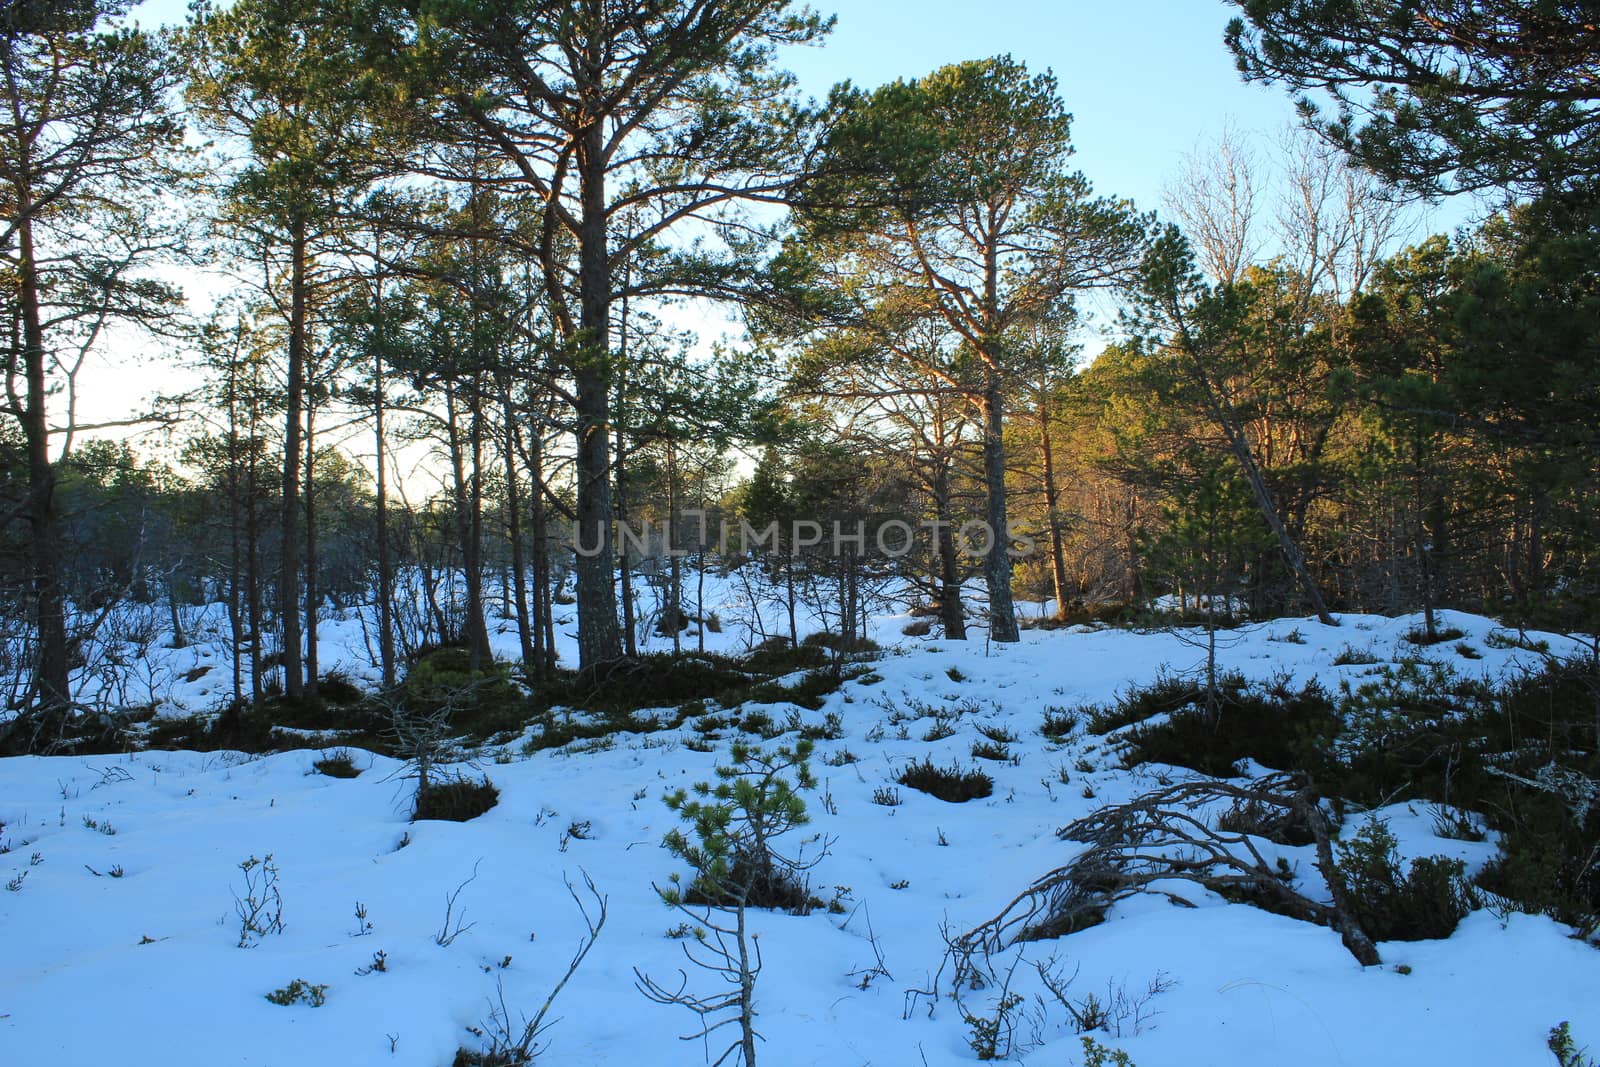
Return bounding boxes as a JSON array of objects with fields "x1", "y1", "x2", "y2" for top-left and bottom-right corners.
[
  {"x1": 464, "y1": 376, "x2": 492, "y2": 667},
  {"x1": 930, "y1": 403, "x2": 967, "y2": 641},
  {"x1": 527, "y1": 425, "x2": 556, "y2": 673},
  {"x1": 167, "y1": 574, "x2": 186, "y2": 650},
  {"x1": 304, "y1": 394, "x2": 320, "y2": 698},
  {"x1": 668, "y1": 438, "x2": 682, "y2": 657},
  {"x1": 615, "y1": 421, "x2": 638, "y2": 657},
  {"x1": 373, "y1": 271, "x2": 396, "y2": 690},
  {"x1": 1174, "y1": 323, "x2": 1335, "y2": 626},
  {"x1": 246, "y1": 393, "x2": 264, "y2": 706},
  {"x1": 785, "y1": 558, "x2": 797, "y2": 647},
  {"x1": 226, "y1": 368, "x2": 244, "y2": 706},
  {"x1": 504, "y1": 388, "x2": 536, "y2": 668},
  {"x1": 280, "y1": 216, "x2": 308, "y2": 700},
  {"x1": 1038, "y1": 388, "x2": 1071, "y2": 618},
  {"x1": 980, "y1": 373, "x2": 1020, "y2": 642}
]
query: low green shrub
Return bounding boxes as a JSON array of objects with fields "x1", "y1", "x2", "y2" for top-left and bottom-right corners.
[
  {"x1": 265, "y1": 978, "x2": 327, "y2": 1007},
  {"x1": 896, "y1": 758, "x2": 993, "y2": 802},
  {"x1": 1119, "y1": 674, "x2": 1340, "y2": 779},
  {"x1": 312, "y1": 749, "x2": 361, "y2": 778},
  {"x1": 970, "y1": 739, "x2": 1012, "y2": 762},
  {"x1": 1333, "y1": 819, "x2": 1478, "y2": 942},
  {"x1": 1087, "y1": 671, "x2": 1238, "y2": 735},
  {"x1": 1550, "y1": 1022, "x2": 1598, "y2": 1067},
  {"x1": 1041, "y1": 706, "x2": 1080, "y2": 739},
  {"x1": 662, "y1": 739, "x2": 820, "y2": 914},
  {"x1": 414, "y1": 775, "x2": 499, "y2": 822}
]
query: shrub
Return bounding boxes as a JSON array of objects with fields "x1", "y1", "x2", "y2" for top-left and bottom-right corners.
[
  {"x1": 970, "y1": 739, "x2": 1013, "y2": 762},
  {"x1": 1332, "y1": 644, "x2": 1381, "y2": 666},
  {"x1": 1403, "y1": 624, "x2": 1466, "y2": 646},
  {"x1": 1550, "y1": 1022, "x2": 1598, "y2": 1067},
  {"x1": 318, "y1": 671, "x2": 365, "y2": 705},
  {"x1": 1216, "y1": 796, "x2": 1316, "y2": 846},
  {"x1": 1079, "y1": 1036, "x2": 1136, "y2": 1067},
  {"x1": 1333, "y1": 819, "x2": 1478, "y2": 941},
  {"x1": 313, "y1": 749, "x2": 361, "y2": 778},
  {"x1": 414, "y1": 775, "x2": 500, "y2": 822},
  {"x1": 1041, "y1": 706, "x2": 1080, "y2": 739},
  {"x1": 234, "y1": 854, "x2": 284, "y2": 947},
  {"x1": 1087, "y1": 671, "x2": 1249, "y2": 735},
  {"x1": 266, "y1": 978, "x2": 327, "y2": 1007},
  {"x1": 1120, "y1": 675, "x2": 1340, "y2": 779},
  {"x1": 1333, "y1": 659, "x2": 1492, "y2": 801},
  {"x1": 662, "y1": 738, "x2": 821, "y2": 913},
  {"x1": 205, "y1": 701, "x2": 276, "y2": 753},
  {"x1": 902, "y1": 618, "x2": 933, "y2": 637},
  {"x1": 801, "y1": 631, "x2": 879, "y2": 654},
  {"x1": 798, "y1": 711, "x2": 845, "y2": 741},
  {"x1": 741, "y1": 638, "x2": 828, "y2": 674},
  {"x1": 403, "y1": 648, "x2": 525, "y2": 739},
  {"x1": 1333, "y1": 658, "x2": 1599, "y2": 935},
  {"x1": 738, "y1": 709, "x2": 779, "y2": 737},
  {"x1": 896, "y1": 758, "x2": 993, "y2": 802}
]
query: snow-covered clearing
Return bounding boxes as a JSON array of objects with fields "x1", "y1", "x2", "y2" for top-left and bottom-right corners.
[{"x1": 2, "y1": 606, "x2": 1597, "y2": 1065}]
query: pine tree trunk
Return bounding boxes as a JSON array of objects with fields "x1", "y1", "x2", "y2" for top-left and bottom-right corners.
[
  {"x1": 304, "y1": 396, "x2": 320, "y2": 698},
  {"x1": 504, "y1": 389, "x2": 536, "y2": 668},
  {"x1": 226, "y1": 373, "x2": 244, "y2": 707},
  {"x1": 280, "y1": 216, "x2": 308, "y2": 700},
  {"x1": 374, "y1": 285, "x2": 396, "y2": 690},
  {"x1": 526, "y1": 426, "x2": 556, "y2": 674},
  {"x1": 1177, "y1": 329, "x2": 1335, "y2": 626},
  {"x1": 930, "y1": 409, "x2": 967, "y2": 641},
  {"x1": 615, "y1": 422, "x2": 638, "y2": 658},
  {"x1": 16, "y1": 203, "x2": 71, "y2": 730},
  {"x1": 1038, "y1": 390, "x2": 1071, "y2": 618},
  {"x1": 464, "y1": 378, "x2": 492, "y2": 668},
  {"x1": 572, "y1": 121, "x2": 623, "y2": 666},
  {"x1": 980, "y1": 373, "x2": 1020, "y2": 642},
  {"x1": 668, "y1": 439, "x2": 682, "y2": 657},
  {"x1": 246, "y1": 396, "x2": 264, "y2": 706}
]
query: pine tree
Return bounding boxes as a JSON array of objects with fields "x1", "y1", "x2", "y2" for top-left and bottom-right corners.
[
  {"x1": 796, "y1": 56, "x2": 1146, "y2": 641},
  {"x1": 0, "y1": 0, "x2": 184, "y2": 748},
  {"x1": 372, "y1": 0, "x2": 829, "y2": 667},
  {"x1": 1225, "y1": 0, "x2": 1600, "y2": 196}
]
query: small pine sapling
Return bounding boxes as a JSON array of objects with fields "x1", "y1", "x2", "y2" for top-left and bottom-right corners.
[{"x1": 637, "y1": 739, "x2": 829, "y2": 1067}]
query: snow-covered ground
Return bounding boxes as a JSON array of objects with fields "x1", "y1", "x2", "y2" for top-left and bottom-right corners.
[{"x1": 2, "y1": 605, "x2": 1597, "y2": 1065}]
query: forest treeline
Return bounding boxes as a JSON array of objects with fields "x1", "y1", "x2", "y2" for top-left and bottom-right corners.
[{"x1": 2, "y1": 0, "x2": 1596, "y2": 750}]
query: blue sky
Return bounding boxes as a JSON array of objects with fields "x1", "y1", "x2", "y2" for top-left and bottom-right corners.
[{"x1": 778, "y1": 0, "x2": 1298, "y2": 213}]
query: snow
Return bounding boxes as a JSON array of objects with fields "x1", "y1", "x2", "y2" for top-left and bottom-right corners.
[{"x1": 2, "y1": 597, "x2": 1596, "y2": 1065}]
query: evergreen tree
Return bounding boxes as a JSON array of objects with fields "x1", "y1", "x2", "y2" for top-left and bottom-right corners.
[
  {"x1": 796, "y1": 56, "x2": 1146, "y2": 642},
  {"x1": 374, "y1": 0, "x2": 830, "y2": 668},
  {"x1": 0, "y1": 0, "x2": 184, "y2": 748},
  {"x1": 1225, "y1": 0, "x2": 1600, "y2": 196}
]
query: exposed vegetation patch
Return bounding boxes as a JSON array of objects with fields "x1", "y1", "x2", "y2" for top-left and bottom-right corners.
[
  {"x1": 413, "y1": 776, "x2": 500, "y2": 822},
  {"x1": 1333, "y1": 819, "x2": 1479, "y2": 942},
  {"x1": 312, "y1": 749, "x2": 361, "y2": 778},
  {"x1": 896, "y1": 758, "x2": 993, "y2": 803},
  {"x1": 1114, "y1": 674, "x2": 1341, "y2": 779}
]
